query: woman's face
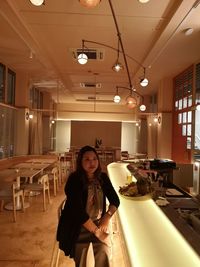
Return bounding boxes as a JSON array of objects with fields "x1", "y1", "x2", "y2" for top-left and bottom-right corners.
[{"x1": 82, "y1": 150, "x2": 99, "y2": 176}]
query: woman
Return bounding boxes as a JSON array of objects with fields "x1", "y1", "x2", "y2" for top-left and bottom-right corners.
[{"x1": 57, "y1": 145, "x2": 120, "y2": 267}]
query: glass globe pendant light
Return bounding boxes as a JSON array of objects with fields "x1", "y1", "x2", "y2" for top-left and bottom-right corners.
[
  {"x1": 112, "y1": 62, "x2": 123, "y2": 72},
  {"x1": 140, "y1": 78, "x2": 149, "y2": 87},
  {"x1": 140, "y1": 104, "x2": 146, "y2": 111},
  {"x1": 77, "y1": 53, "x2": 88, "y2": 65},
  {"x1": 29, "y1": 0, "x2": 44, "y2": 6},
  {"x1": 113, "y1": 94, "x2": 121, "y2": 103},
  {"x1": 126, "y1": 95, "x2": 137, "y2": 109},
  {"x1": 79, "y1": 0, "x2": 101, "y2": 8},
  {"x1": 140, "y1": 68, "x2": 149, "y2": 87}
]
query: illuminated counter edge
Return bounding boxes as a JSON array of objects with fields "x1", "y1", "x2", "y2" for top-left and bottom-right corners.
[{"x1": 107, "y1": 162, "x2": 200, "y2": 267}]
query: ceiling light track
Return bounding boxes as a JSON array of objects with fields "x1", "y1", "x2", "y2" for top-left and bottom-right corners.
[
  {"x1": 78, "y1": 0, "x2": 149, "y2": 111},
  {"x1": 82, "y1": 39, "x2": 144, "y2": 69},
  {"x1": 108, "y1": 0, "x2": 132, "y2": 89},
  {"x1": 81, "y1": 38, "x2": 148, "y2": 87}
]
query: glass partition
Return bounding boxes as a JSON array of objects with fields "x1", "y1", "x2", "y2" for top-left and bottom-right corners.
[{"x1": 0, "y1": 104, "x2": 17, "y2": 159}]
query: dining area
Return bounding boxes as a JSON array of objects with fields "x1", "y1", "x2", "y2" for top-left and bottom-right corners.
[
  {"x1": 0, "y1": 155, "x2": 64, "y2": 222},
  {"x1": 0, "y1": 152, "x2": 126, "y2": 267}
]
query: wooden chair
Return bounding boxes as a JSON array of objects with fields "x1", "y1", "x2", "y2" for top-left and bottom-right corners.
[
  {"x1": 0, "y1": 182, "x2": 25, "y2": 222},
  {"x1": 104, "y1": 150, "x2": 115, "y2": 163},
  {"x1": 23, "y1": 174, "x2": 51, "y2": 211},
  {"x1": 47, "y1": 166, "x2": 59, "y2": 196},
  {"x1": 64, "y1": 152, "x2": 75, "y2": 172},
  {"x1": 96, "y1": 149, "x2": 104, "y2": 163},
  {"x1": 55, "y1": 161, "x2": 63, "y2": 186},
  {"x1": 50, "y1": 199, "x2": 66, "y2": 267},
  {"x1": 121, "y1": 151, "x2": 129, "y2": 160}
]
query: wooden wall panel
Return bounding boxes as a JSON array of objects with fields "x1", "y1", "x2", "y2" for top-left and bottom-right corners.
[{"x1": 71, "y1": 121, "x2": 121, "y2": 148}]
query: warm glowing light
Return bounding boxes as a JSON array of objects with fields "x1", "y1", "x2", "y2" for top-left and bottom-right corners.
[
  {"x1": 51, "y1": 120, "x2": 55, "y2": 124},
  {"x1": 138, "y1": 0, "x2": 150, "y2": 3},
  {"x1": 107, "y1": 162, "x2": 200, "y2": 267},
  {"x1": 29, "y1": 114, "x2": 33, "y2": 119},
  {"x1": 113, "y1": 95, "x2": 121, "y2": 103},
  {"x1": 154, "y1": 117, "x2": 158, "y2": 122},
  {"x1": 140, "y1": 78, "x2": 149, "y2": 87},
  {"x1": 77, "y1": 53, "x2": 88, "y2": 64},
  {"x1": 126, "y1": 95, "x2": 137, "y2": 109},
  {"x1": 79, "y1": 0, "x2": 101, "y2": 8},
  {"x1": 29, "y1": 0, "x2": 44, "y2": 6},
  {"x1": 136, "y1": 122, "x2": 139, "y2": 126},
  {"x1": 196, "y1": 104, "x2": 200, "y2": 111},
  {"x1": 140, "y1": 104, "x2": 146, "y2": 111},
  {"x1": 112, "y1": 62, "x2": 123, "y2": 72}
]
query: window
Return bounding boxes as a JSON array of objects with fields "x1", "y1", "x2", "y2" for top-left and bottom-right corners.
[
  {"x1": 194, "y1": 63, "x2": 200, "y2": 150},
  {"x1": 0, "y1": 63, "x2": 5, "y2": 103},
  {"x1": 7, "y1": 68, "x2": 16, "y2": 105},
  {"x1": 0, "y1": 64, "x2": 16, "y2": 105},
  {"x1": 30, "y1": 87, "x2": 43, "y2": 109},
  {"x1": 173, "y1": 66, "x2": 193, "y2": 150},
  {"x1": 0, "y1": 105, "x2": 16, "y2": 159}
]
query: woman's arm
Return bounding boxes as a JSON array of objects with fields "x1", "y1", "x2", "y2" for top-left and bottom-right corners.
[
  {"x1": 64, "y1": 173, "x2": 89, "y2": 223},
  {"x1": 98, "y1": 173, "x2": 120, "y2": 232},
  {"x1": 83, "y1": 218, "x2": 111, "y2": 247}
]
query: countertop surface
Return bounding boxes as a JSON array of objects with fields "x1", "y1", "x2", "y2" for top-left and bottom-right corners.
[{"x1": 107, "y1": 162, "x2": 200, "y2": 267}]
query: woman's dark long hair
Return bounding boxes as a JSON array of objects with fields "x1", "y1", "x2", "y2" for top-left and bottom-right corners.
[{"x1": 76, "y1": 145, "x2": 102, "y2": 179}]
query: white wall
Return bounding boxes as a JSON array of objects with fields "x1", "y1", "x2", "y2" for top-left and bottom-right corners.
[
  {"x1": 55, "y1": 121, "x2": 71, "y2": 152},
  {"x1": 121, "y1": 122, "x2": 137, "y2": 154}
]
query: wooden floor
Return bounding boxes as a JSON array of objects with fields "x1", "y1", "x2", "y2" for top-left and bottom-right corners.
[{"x1": 0, "y1": 164, "x2": 126, "y2": 267}]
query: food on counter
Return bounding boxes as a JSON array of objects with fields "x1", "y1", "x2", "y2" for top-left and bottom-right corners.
[
  {"x1": 119, "y1": 182, "x2": 138, "y2": 197},
  {"x1": 119, "y1": 171, "x2": 153, "y2": 197},
  {"x1": 136, "y1": 176, "x2": 152, "y2": 195},
  {"x1": 155, "y1": 197, "x2": 169, "y2": 206}
]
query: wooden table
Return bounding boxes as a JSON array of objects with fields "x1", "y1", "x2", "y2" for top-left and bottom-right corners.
[
  {"x1": 25, "y1": 158, "x2": 57, "y2": 164},
  {"x1": 9, "y1": 162, "x2": 50, "y2": 171},
  {"x1": 0, "y1": 167, "x2": 44, "y2": 210}
]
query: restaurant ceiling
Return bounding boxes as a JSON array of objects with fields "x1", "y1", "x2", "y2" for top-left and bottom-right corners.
[{"x1": 0, "y1": 0, "x2": 200, "y2": 113}]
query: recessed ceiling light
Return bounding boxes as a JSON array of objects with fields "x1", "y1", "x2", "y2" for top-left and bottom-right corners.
[{"x1": 138, "y1": 0, "x2": 150, "y2": 3}]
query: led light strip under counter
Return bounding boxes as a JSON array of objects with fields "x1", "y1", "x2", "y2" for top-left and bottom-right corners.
[{"x1": 107, "y1": 162, "x2": 200, "y2": 267}]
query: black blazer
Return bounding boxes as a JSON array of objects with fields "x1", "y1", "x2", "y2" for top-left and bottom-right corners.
[{"x1": 56, "y1": 171, "x2": 120, "y2": 258}]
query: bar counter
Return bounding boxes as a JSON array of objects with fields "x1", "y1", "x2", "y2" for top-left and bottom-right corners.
[{"x1": 107, "y1": 162, "x2": 200, "y2": 267}]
